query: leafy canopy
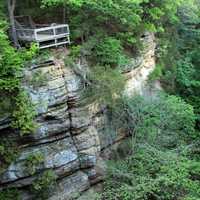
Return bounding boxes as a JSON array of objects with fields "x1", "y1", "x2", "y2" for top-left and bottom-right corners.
[
  {"x1": 158, "y1": 0, "x2": 200, "y2": 122},
  {"x1": 41, "y1": 0, "x2": 183, "y2": 43},
  {"x1": 0, "y1": 6, "x2": 38, "y2": 135}
]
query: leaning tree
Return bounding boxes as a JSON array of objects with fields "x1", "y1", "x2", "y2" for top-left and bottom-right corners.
[{"x1": 7, "y1": 0, "x2": 20, "y2": 48}]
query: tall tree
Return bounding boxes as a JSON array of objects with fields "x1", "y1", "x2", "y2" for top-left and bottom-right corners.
[{"x1": 7, "y1": 0, "x2": 20, "y2": 48}]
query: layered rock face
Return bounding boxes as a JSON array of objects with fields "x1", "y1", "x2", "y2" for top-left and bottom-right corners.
[{"x1": 0, "y1": 33, "x2": 156, "y2": 199}]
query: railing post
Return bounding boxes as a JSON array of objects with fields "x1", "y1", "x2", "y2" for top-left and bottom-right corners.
[
  {"x1": 34, "y1": 29, "x2": 37, "y2": 41},
  {"x1": 67, "y1": 25, "x2": 69, "y2": 34},
  {"x1": 53, "y1": 26, "x2": 57, "y2": 47},
  {"x1": 67, "y1": 25, "x2": 70, "y2": 44}
]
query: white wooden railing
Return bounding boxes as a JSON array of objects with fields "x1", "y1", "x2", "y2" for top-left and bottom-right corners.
[
  {"x1": 16, "y1": 24, "x2": 70, "y2": 49},
  {"x1": 34, "y1": 24, "x2": 70, "y2": 41}
]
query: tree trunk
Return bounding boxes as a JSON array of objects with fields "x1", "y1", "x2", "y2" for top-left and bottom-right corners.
[
  {"x1": 7, "y1": 0, "x2": 20, "y2": 48},
  {"x1": 63, "y1": 6, "x2": 66, "y2": 24}
]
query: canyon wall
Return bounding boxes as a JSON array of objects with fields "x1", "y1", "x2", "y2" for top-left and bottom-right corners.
[{"x1": 0, "y1": 32, "x2": 156, "y2": 199}]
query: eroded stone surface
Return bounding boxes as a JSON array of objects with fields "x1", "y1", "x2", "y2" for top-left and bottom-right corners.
[
  {"x1": 49, "y1": 171, "x2": 90, "y2": 200},
  {"x1": 0, "y1": 138, "x2": 78, "y2": 184},
  {"x1": 0, "y1": 33, "x2": 156, "y2": 199}
]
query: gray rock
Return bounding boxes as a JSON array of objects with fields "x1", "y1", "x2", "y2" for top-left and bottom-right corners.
[
  {"x1": 48, "y1": 171, "x2": 90, "y2": 200},
  {"x1": 0, "y1": 138, "x2": 79, "y2": 184},
  {"x1": 0, "y1": 33, "x2": 156, "y2": 199}
]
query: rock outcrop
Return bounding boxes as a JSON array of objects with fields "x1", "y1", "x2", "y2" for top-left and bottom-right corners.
[{"x1": 0, "y1": 33, "x2": 156, "y2": 199}]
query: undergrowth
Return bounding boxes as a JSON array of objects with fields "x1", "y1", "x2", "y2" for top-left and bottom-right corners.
[{"x1": 100, "y1": 94, "x2": 200, "y2": 200}]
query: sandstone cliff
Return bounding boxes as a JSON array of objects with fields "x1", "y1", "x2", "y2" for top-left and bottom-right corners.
[{"x1": 0, "y1": 32, "x2": 156, "y2": 199}]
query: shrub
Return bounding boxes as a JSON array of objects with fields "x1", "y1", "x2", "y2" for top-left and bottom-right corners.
[
  {"x1": 83, "y1": 66, "x2": 125, "y2": 107},
  {"x1": 101, "y1": 94, "x2": 199, "y2": 200},
  {"x1": 0, "y1": 19, "x2": 38, "y2": 135},
  {"x1": 69, "y1": 45, "x2": 82, "y2": 61},
  {"x1": 32, "y1": 170, "x2": 57, "y2": 199},
  {"x1": 29, "y1": 70, "x2": 48, "y2": 88},
  {"x1": 11, "y1": 91, "x2": 37, "y2": 136},
  {"x1": 65, "y1": 45, "x2": 82, "y2": 68},
  {"x1": 111, "y1": 93, "x2": 196, "y2": 146},
  {"x1": 0, "y1": 139, "x2": 18, "y2": 175},
  {"x1": 25, "y1": 152, "x2": 44, "y2": 175},
  {"x1": 102, "y1": 144, "x2": 200, "y2": 200},
  {"x1": 0, "y1": 188, "x2": 21, "y2": 200},
  {"x1": 148, "y1": 64, "x2": 163, "y2": 81},
  {"x1": 0, "y1": 94, "x2": 13, "y2": 119},
  {"x1": 94, "y1": 37, "x2": 128, "y2": 67}
]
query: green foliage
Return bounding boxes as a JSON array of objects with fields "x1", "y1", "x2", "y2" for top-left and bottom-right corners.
[
  {"x1": 42, "y1": 0, "x2": 182, "y2": 31},
  {"x1": 83, "y1": 66, "x2": 125, "y2": 107},
  {"x1": 175, "y1": 54, "x2": 200, "y2": 118},
  {"x1": 1, "y1": 1, "x2": 199, "y2": 199},
  {"x1": 0, "y1": 23, "x2": 23, "y2": 91},
  {"x1": 0, "y1": 0, "x2": 6, "y2": 19},
  {"x1": 94, "y1": 37, "x2": 128, "y2": 67},
  {"x1": 41, "y1": 0, "x2": 183, "y2": 54},
  {"x1": 20, "y1": 43, "x2": 39, "y2": 62},
  {"x1": 30, "y1": 49, "x2": 52, "y2": 65},
  {"x1": 148, "y1": 64, "x2": 163, "y2": 81},
  {"x1": 69, "y1": 45, "x2": 82, "y2": 61},
  {"x1": 176, "y1": 56, "x2": 200, "y2": 89},
  {"x1": 65, "y1": 45, "x2": 82, "y2": 67},
  {"x1": 0, "y1": 139, "x2": 19, "y2": 175},
  {"x1": 11, "y1": 91, "x2": 37, "y2": 136},
  {"x1": 157, "y1": 0, "x2": 200, "y2": 122},
  {"x1": 101, "y1": 94, "x2": 199, "y2": 200},
  {"x1": 29, "y1": 70, "x2": 48, "y2": 88},
  {"x1": 111, "y1": 93, "x2": 196, "y2": 146},
  {"x1": 25, "y1": 152, "x2": 44, "y2": 175},
  {"x1": 0, "y1": 22, "x2": 38, "y2": 91},
  {"x1": 0, "y1": 188, "x2": 21, "y2": 200},
  {"x1": 102, "y1": 144, "x2": 200, "y2": 200},
  {"x1": 0, "y1": 95, "x2": 13, "y2": 118},
  {"x1": 0, "y1": 17, "x2": 38, "y2": 135},
  {"x1": 32, "y1": 170, "x2": 57, "y2": 199}
]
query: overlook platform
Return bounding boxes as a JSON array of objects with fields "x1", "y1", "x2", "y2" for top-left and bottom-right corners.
[{"x1": 15, "y1": 16, "x2": 70, "y2": 49}]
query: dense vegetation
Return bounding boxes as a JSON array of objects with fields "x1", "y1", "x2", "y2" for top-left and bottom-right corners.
[
  {"x1": 0, "y1": 10, "x2": 37, "y2": 135},
  {"x1": 156, "y1": 0, "x2": 200, "y2": 126},
  {"x1": 100, "y1": 94, "x2": 200, "y2": 200},
  {"x1": 0, "y1": 0, "x2": 199, "y2": 199},
  {"x1": 0, "y1": 3, "x2": 38, "y2": 179}
]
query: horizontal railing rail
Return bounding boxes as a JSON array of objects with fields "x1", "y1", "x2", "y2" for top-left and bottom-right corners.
[
  {"x1": 16, "y1": 28, "x2": 34, "y2": 31},
  {"x1": 34, "y1": 24, "x2": 69, "y2": 33}
]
